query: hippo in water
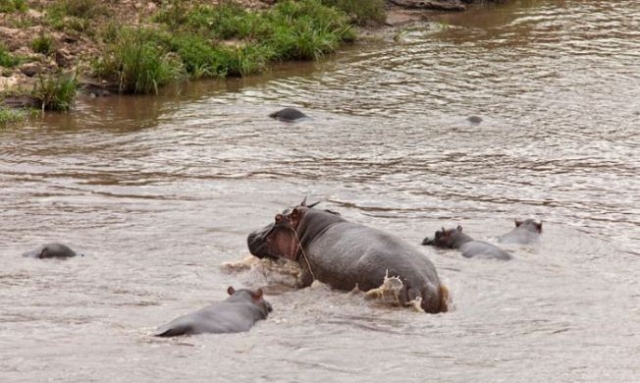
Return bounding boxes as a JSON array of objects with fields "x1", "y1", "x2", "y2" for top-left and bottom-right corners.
[
  {"x1": 247, "y1": 200, "x2": 448, "y2": 314},
  {"x1": 22, "y1": 243, "x2": 80, "y2": 259},
  {"x1": 467, "y1": 116, "x2": 483, "y2": 125},
  {"x1": 497, "y1": 219, "x2": 542, "y2": 245},
  {"x1": 154, "y1": 286, "x2": 272, "y2": 337},
  {"x1": 269, "y1": 107, "x2": 309, "y2": 122},
  {"x1": 422, "y1": 226, "x2": 512, "y2": 261}
]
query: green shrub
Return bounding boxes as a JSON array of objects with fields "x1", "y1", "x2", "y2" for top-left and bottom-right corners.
[
  {"x1": 0, "y1": 107, "x2": 29, "y2": 125},
  {"x1": 266, "y1": 0, "x2": 355, "y2": 60},
  {"x1": 220, "y1": 43, "x2": 276, "y2": 76},
  {"x1": 53, "y1": 0, "x2": 110, "y2": 19},
  {"x1": 0, "y1": 0, "x2": 28, "y2": 13},
  {"x1": 0, "y1": 45, "x2": 22, "y2": 67},
  {"x1": 31, "y1": 34, "x2": 55, "y2": 55},
  {"x1": 169, "y1": 35, "x2": 225, "y2": 78},
  {"x1": 320, "y1": 0, "x2": 386, "y2": 26},
  {"x1": 155, "y1": 2, "x2": 255, "y2": 40},
  {"x1": 92, "y1": 28, "x2": 184, "y2": 94},
  {"x1": 97, "y1": 0, "x2": 357, "y2": 89},
  {"x1": 32, "y1": 71, "x2": 78, "y2": 111},
  {"x1": 45, "y1": 0, "x2": 111, "y2": 31}
]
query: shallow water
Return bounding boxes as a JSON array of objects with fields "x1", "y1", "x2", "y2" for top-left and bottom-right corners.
[{"x1": 1, "y1": 1, "x2": 639, "y2": 381}]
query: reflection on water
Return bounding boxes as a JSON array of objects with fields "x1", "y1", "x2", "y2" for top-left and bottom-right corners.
[{"x1": 1, "y1": 1, "x2": 639, "y2": 382}]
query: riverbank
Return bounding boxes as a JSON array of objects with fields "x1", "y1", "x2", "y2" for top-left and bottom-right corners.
[{"x1": 0, "y1": 0, "x2": 501, "y2": 122}]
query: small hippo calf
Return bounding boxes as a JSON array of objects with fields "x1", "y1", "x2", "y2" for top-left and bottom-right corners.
[
  {"x1": 23, "y1": 243, "x2": 80, "y2": 259},
  {"x1": 422, "y1": 226, "x2": 512, "y2": 261},
  {"x1": 269, "y1": 107, "x2": 309, "y2": 122},
  {"x1": 497, "y1": 219, "x2": 542, "y2": 245},
  {"x1": 154, "y1": 286, "x2": 272, "y2": 337}
]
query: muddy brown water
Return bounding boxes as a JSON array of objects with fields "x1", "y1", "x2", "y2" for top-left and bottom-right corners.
[{"x1": 1, "y1": 1, "x2": 639, "y2": 382}]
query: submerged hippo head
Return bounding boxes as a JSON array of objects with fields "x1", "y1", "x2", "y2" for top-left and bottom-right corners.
[
  {"x1": 421, "y1": 226, "x2": 472, "y2": 249},
  {"x1": 227, "y1": 286, "x2": 273, "y2": 315},
  {"x1": 268, "y1": 107, "x2": 309, "y2": 122},
  {"x1": 515, "y1": 219, "x2": 542, "y2": 233},
  {"x1": 22, "y1": 243, "x2": 80, "y2": 259},
  {"x1": 247, "y1": 198, "x2": 320, "y2": 261}
]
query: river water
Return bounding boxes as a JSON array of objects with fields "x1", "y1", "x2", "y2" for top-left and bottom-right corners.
[{"x1": 1, "y1": 1, "x2": 638, "y2": 382}]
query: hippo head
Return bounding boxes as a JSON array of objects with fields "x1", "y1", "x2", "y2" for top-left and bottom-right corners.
[
  {"x1": 22, "y1": 243, "x2": 79, "y2": 259},
  {"x1": 515, "y1": 219, "x2": 543, "y2": 233},
  {"x1": 247, "y1": 198, "x2": 318, "y2": 261},
  {"x1": 422, "y1": 226, "x2": 467, "y2": 248},
  {"x1": 227, "y1": 286, "x2": 273, "y2": 315}
]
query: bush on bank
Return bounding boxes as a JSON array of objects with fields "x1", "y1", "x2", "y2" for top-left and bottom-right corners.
[
  {"x1": 92, "y1": 0, "x2": 359, "y2": 94},
  {"x1": 32, "y1": 71, "x2": 79, "y2": 111},
  {"x1": 0, "y1": 107, "x2": 29, "y2": 125},
  {"x1": 2, "y1": 0, "x2": 383, "y2": 118}
]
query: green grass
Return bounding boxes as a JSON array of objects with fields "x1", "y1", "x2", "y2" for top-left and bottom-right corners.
[
  {"x1": 91, "y1": 0, "x2": 359, "y2": 94},
  {"x1": 320, "y1": 0, "x2": 386, "y2": 26},
  {"x1": 0, "y1": 107, "x2": 29, "y2": 125},
  {"x1": 31, "y1": 34, "x2": 55, "y2": 55},
  {"x1": 0, "y1": 0, "x2": 28, "y2": 13},
  {"x1": 92, "y1": 28, "x2": 185, "y2": 94},
  {"x1": 45, "y1": 0, "x2": 111, "y2": 32},
  {"x1": 0, "y1": 45, "x2": 23, "y2": 67},
  {"x1": 32, "y1": 71, "x2": 78, "y2": 111}
]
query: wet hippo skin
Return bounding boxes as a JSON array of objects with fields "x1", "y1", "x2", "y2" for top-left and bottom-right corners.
[
  {"x1": 422, "y1": 226, "x2": 512, "y2": 261},
  {"x1": 154, "y1": 287, "x2": 272, "y2": 337},
  {"x1": 497, "y1": 219, "x2": 542, "y2": 245},
  {"x1": 247, "y1": 199, "x2": 449, "y2": 313}
]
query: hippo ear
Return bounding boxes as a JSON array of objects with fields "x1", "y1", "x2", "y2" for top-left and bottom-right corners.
[
  {"x1": 515, "y1": 219, "x2": 523, "y2": 227},
  {"x1": 300, "y1": 197, "x2": 320, "y2": 208},
  {"x1": 39, "y1": 248, "x2": 48, "y2": 258},
  {"x1": 227, "y1": 286, "x2": 236, "y2": 296},
  {"x1": 536, "y1": 221, "x2": 543, "y2": 232},
  {"x1": 253, "y1": 288, "x2": 263, "y2": 300},
  {"x1": 291, "y1": 208, "x2": 300, "y2": 221},
  {"x1": 456, "y1": 225, "x2": 463, "y2": 232}
]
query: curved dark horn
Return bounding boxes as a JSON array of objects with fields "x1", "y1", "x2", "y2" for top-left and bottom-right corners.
[
  {"x1": 300, "y1": 196, "x2": 308, "y2": 206},
  {"x1": 307, "y1": 201, "x2": 320, "y2": 208}
]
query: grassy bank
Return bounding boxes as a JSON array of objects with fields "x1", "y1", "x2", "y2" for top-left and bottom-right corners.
[
  {"x1": 93, "y1": 0, "x2": 365, "y2": 94},
  {"x1": 0, "y1": 0, "x2": 387, "y2": 120}
]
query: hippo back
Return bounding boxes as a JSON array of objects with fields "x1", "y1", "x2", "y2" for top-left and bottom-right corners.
[
  {"x1": 155, "y1": 290, "x2": 270, "y2": 337},
  {"x1": 459, "y1": 241, "x2": 512, "y2": 260},
  {"x1": 155, "y1": 301, "x2": 268, "y2": 337},
  {"x1": 497, "y1": 221, "x2": 541, "y2": 245},
  {"x1": 302, "y1": 219, "x2": 444, "y2": 312}
]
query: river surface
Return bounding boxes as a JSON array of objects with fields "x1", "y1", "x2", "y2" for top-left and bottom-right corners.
[{"x1": 1, "y1": 1, "x2": 639, "y2": 382}]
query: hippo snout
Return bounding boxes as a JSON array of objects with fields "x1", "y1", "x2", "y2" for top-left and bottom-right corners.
[
  {"x1": 248, "y1": 225, "x2": 277, "y2": 259},
  {"x1": 265, "y1": 301, "x2": 273, "y2": 313},
  {"x1": 247, "y1": 231, "x2": 264, "y2": 257}
]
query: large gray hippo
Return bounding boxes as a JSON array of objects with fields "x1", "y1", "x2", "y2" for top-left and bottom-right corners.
[
  {"x1": 154, "y1": 286, "x2": 272, "y2": 337},
  {"x1": 497, "y1": 219, "x2": 542, "y2": 245},
  {"x1": 422, "y1": 226, "x2": 512, "y2": 261},
  {"x1": 247, "y1": 200, "x2": 448, "y2": 314},
  {"x1": 22, "y1": 243, "x2": 80, "y2": 259}
]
